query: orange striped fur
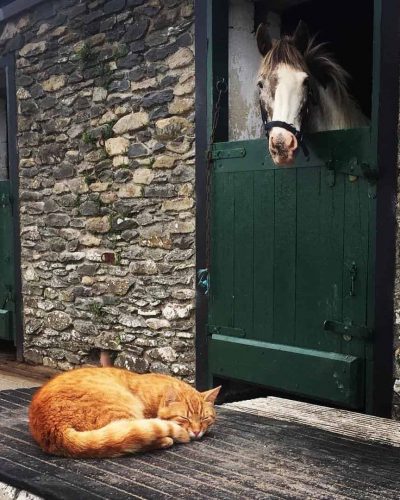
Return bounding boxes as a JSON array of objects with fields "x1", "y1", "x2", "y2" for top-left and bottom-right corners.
[{"x1": 29, "y1": 367, "x2": 220, "y2": 458}]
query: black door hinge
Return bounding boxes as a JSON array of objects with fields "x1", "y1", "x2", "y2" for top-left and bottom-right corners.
[
  {"x1": 323, "y1": 319, "x2": 373, "y2": 340},
  {"x1": 197, "y1": 268, "x2": 209, "y2": 295}
]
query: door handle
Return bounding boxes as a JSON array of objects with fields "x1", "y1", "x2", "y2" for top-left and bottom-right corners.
[{"x1": 349, "y1": 262, "x2": 357, "y2": 296}]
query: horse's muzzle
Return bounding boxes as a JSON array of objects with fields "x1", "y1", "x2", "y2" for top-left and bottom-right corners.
[{"x1": 268, "y1": 129, "x2": 298, "y2": 166}]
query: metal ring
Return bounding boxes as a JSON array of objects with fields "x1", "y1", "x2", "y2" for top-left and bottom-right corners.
[{"x1": 216, "y1": 78, "x2": 228, "y2": 93}]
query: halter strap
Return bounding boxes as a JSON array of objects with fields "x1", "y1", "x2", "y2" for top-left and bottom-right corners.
[{"x1": 260, "y1": 102, "x2": 310, "y2": 159}]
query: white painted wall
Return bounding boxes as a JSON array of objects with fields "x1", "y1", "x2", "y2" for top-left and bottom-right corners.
[{"x1": 228, "y1": 0, "x2": 281, "y2": 141}]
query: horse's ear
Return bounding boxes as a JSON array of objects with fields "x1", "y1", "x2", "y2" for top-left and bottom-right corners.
[
  {"x1": 292, "y1": 20, "x2": 309, "y2": 53},
  {"x1": 256, "y1": 23, "x2": 272, "y2": 56}
]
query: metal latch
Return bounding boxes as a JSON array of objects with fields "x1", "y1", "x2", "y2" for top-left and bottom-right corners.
[
  {"x1": 360, "y1": 163, "x2": 378, "y2": 184},
  {"x1": 325, "y1": 159, "x2": 378, "y2": 186},
  {"x1": 349, "y1": 262, "x2": 357, "y2": 296},
  {"x1": 197, "y1": 268, "x2": 209, "y2": 295},
  {"x1": 0, "y1": 192, "x2": 10, "y2": 208},
  {"x1": 323, "y1": 319, "x2": 373, "y2": 340},
  {"x1": 209, "y1": 147, "x2": 246, "y2": 160}
]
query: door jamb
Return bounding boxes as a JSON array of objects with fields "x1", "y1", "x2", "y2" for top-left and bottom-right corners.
[
  {"x1": 370, "y1": 0, "x2": 400, "y2": 416},
  {"x1": 0, "y1": 53, "x2": 23, "y2": 361}
]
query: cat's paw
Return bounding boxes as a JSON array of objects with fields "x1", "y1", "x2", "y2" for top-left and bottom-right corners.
[
  {"x1": 170, "y1": 422, "x2": 190, "y2": 443},
  {"x1": 158, "y1": 437, "x2": 174, "y2": 449}
]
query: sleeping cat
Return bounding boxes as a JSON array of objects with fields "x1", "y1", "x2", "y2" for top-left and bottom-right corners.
[{"x1": 29, "y1": 367, "x2": 221, "y2": 458}]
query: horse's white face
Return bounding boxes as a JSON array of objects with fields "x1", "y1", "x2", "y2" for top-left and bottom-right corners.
[{"x1": 258, "y1": 64, "x2": 309, "y2": 165}]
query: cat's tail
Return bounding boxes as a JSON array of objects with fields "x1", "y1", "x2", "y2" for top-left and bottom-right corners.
[{"x1": 59, "y1": 418, "x2": 190, "y2": 458}]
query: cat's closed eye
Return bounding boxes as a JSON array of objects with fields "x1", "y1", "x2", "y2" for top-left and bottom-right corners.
[{"x1": 175, "y1": 416, "x2": 189, "y2": 424}]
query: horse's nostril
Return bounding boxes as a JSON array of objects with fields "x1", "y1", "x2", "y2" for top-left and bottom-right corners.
[{"x1": 270, "y1": 135, "x2": 279, "y2": 147}]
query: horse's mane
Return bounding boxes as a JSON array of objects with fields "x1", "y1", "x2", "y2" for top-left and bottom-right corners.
[
  {"x1": 260, "y1": 34, "x2": 350, "y2": 103},
  {"x1": 304, "y1": 37, "x2": 350, "y2": 100}
]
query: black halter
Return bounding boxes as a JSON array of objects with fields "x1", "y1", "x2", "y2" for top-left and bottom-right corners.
[{"x1": 260, "y1": 102, "x2": 310, "y2": 159}]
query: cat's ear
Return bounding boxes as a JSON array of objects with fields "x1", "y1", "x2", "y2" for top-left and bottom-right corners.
[
  {"x1": 164, "y1": 388, "x2": 177, "y2": 406},
  {"x1": 201, "y1": 386, "x2": 221, "y2": 404}
]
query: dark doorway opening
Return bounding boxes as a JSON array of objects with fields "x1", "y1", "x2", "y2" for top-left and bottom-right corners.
[{"x1": 254, "y1": 0, "x2": 374, "y2": 118}]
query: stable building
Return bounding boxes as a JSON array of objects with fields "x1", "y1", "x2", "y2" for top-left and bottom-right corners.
[{"x1": 0, "y1": 0, "x2": 399, "y2": 418}]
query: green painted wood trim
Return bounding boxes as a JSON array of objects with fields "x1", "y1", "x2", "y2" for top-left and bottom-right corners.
[
  {"x1": 212, "y1": 128, "x2": 373, "y2": 174},
  {"x1": 209, "y1": 335, "x2": 364, "y2": 409}
]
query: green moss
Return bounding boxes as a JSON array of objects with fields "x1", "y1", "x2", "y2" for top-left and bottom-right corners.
[
  {"x1": 89, "y1": 302, "x2": 105, "y2": 318},
  {"x1": 84, "y1": 175, "x2": 96, "y2": 185},
  {"x1": 101, "y1": 122, "x2": 115, "y2": 141},
  {"x1": 82, "y1": 130, "x2": 97, "y2": 145},
  {"x1": 77, "y1": 43, "x2": 94, "y2": 63},
  {"x1": 99, "y1": 63, "x2": 113, "y2": 90},
  {"x1": 73, "y1": 195, "x2": 81, "y2": 208}
]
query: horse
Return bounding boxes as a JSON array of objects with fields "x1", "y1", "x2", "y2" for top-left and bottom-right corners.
[{"x1": 256, "y1": 21, "x2": 369, "y2": 166}]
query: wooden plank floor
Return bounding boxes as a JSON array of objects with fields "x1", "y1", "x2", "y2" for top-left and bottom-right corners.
[{"x1": 0, "y1": 388, "x2": 399, "y2": 500}]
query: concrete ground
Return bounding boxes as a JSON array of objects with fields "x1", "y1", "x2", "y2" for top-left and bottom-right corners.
[
  {"x1": 0, "y1": 481, "x2": 41, "y2": 500},
  {"x1": 0, "y1": 371, "x2": 40, "y2": 391}
]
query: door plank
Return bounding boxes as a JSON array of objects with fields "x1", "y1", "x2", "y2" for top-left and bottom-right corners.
[
  {"x1": 273, "y1": 169, "x2": 297, "y2": 345},
  {"x1": 210, "y1": 172, "x2": 235, "y2": 329},
  {"x1": 252, "y1": 170, "x2": 275, "y2": 342},
  {"x1": 233, "y1": 172, "x2": 254, "y2": 336}
]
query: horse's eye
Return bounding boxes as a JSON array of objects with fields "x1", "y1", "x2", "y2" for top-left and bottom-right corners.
[
  {"x1": 257, "y1": 81, "x2": 263, "y2": 89},
  {"x1": 303, "y1": 77, "x2": 310, "y2": 87}
]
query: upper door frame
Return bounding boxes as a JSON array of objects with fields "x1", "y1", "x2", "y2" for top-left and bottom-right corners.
[{"x1": 195, "y1": 0, "x2": 399, "y2": 416}]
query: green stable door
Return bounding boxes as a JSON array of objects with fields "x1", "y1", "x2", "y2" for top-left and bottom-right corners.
[
  {"x1": 205, "y1": 0, "x2": 383, "y2": 411},
  {"x1": 208, "y1": 131, "x2": 375, "y2": 409}
]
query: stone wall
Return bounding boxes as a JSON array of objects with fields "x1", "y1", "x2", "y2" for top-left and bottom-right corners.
[{"x1": 0, "y1": 0, "x2": 196, "y2": 381}]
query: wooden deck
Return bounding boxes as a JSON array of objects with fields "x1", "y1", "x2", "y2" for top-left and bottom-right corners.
[{"x1": 0, "y1": 387, "x2": 399, "y2": 500}]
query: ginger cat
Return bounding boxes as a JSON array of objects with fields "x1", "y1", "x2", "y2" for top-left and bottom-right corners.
[{"x1": 29, "y1": 367, "x2": 221, "y2": 458}]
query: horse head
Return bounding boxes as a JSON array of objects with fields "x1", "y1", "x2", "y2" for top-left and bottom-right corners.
[{"x1": 257, "y1": 21, "x2": 316, "y2": 166}]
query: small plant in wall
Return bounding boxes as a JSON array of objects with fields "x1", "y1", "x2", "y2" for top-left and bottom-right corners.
[
  {"x1": 84, "y1": 173, "x2": 97, "y2": 185},
  {"x1": 77, "y1": 43, "x2": 95, "y2": 64},
  {"x1": 99, "y1": 63, "x2": 113, "y2": 90},
  {"x1": 89, "y1": 302, "x2": 105, "y2": 319},
  {"x1": 81, "y1": 130, "x2": 97, "y2": 145},
  {"x1": 73, "y1": 194, "x2": 81, "y2": 208},
  {"x1": 115, "y1": 252, "x2": 122, "y2": 266}
]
